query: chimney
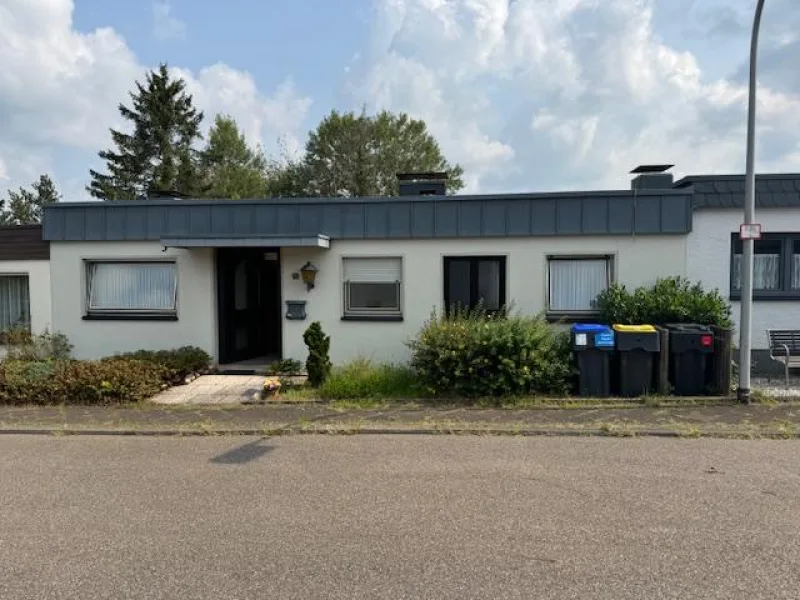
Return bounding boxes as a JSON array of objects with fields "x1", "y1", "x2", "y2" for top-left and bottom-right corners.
[
  {"x1": 397, "y1": 172, "x2": 448, "y2": 196},
  {"x1": 630, "y1": 164, "x2": 674, "y2": 190}
]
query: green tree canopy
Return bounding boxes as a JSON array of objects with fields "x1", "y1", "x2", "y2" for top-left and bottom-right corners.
[
  {"x1": 88, "y1": 63, "x2": 204, "y2": 200},
  {"x1": 269, "y1": 109, "x2": 464, "y2": 197},
  {"x1": 0, "y1": 174, "x2": 61, "y2": 225},
  {"x1": 198, "y1": 115, "x2": 268, "y2": 199}
]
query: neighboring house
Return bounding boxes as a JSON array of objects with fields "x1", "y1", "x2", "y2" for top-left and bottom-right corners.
[
  {"x1": 0, "y1": 167, "x2": 782, "y2": 372},
  {"x1": 0, "y1": 225, "x2": 51, "y2": 339}
]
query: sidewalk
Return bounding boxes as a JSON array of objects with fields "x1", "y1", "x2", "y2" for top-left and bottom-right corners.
[{"x1": 2, "y1": 401, "x2": 800, "y2": 437}]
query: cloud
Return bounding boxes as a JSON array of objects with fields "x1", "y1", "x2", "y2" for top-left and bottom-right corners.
[
  {"x1": 152, "y1": 0, "x2": 186, "y2": 41},
  {"x1": 346, "y1": 0, "x2": 800, "y2": 192},
  {"x1": 0, "y1": 0, "x2": 313, "y2": 200}
]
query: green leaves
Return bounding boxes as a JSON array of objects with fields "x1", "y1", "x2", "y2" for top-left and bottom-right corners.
[
  {"x1": 0, "y1": 174, "x2": 61, "y2": 225},
  {"x1": 303, "y1": 321, "x2": 332, "y2": 387},
  {"x1": 595, "y1": 276, "x2": 732, "y2": 328},
  {"x1": 408, "y1": 309, "x2": 574, "y2": 399}
]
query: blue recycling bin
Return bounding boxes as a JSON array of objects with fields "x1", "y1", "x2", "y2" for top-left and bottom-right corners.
[{"x1": 571, "y1": 324, "x2": 615, "y2": 397}]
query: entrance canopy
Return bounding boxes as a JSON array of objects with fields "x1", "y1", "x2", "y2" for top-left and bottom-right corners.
[{"x1": 161, "y1": 234, "x2": 330, "y2": 249}]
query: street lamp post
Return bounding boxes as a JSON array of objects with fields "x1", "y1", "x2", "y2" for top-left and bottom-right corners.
[{"x1": 738, "y1": 0, "x2": 766, "y2": 404}]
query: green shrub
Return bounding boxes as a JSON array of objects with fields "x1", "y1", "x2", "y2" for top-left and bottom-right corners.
[
  {"x1": 1, "y1": 328, "x2": 73, "y2": 361},
  {"x1": 319, "y1": 358, "x2": 418, "y2": 400},
  {"x1": 0, "y1": 358, "x2": 168, "y2": 405},
  {"x1": 303, "y1": 321, "x2": 331, "y2": 387},
  {"x1": 408, "y1": 307, "x2": 574, "y2": 398},
  {"x1": 596, "y1": 276, "x2": 732, "y2": 328},
  {"x1": 111, "y1": 346, "x2": 211, "y2": 384},
  {"x1": 266, "y1": 358, "x2": 304, "y2": 376}
]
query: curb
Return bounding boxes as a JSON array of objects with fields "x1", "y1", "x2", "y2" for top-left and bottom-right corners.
[{"x1": 1, "y1": 426, "x2": 798, "y2": 439}]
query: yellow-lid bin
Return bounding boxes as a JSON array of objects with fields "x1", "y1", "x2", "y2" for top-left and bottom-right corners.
[{"x1": 612, "y1": 324, "x2": 656, "y2": 333}]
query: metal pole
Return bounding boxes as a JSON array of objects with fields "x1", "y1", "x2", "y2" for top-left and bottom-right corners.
[{"x1": 738, "y1": 0, "x2": 766, "y2": 404}]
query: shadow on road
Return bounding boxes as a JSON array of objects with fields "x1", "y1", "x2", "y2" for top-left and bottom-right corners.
[{"x1": 210, "y1": 439, "x2": 274, "y2": 465}]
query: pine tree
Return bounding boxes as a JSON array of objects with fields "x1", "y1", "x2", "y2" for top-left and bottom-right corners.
[
  {"x1": 87, "y1": 63, "x2": 204, "y2": 200},
  {"x1": 0, "y1": 174, "x2": 61, "y2": 225}
]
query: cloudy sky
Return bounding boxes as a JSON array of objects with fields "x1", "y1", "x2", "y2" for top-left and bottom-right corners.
[{"x1": 1, "y1": 0, "x2": 799, "y2": 201}]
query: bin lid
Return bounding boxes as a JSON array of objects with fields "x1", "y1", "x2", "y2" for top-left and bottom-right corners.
[
  {"x1": 571, "y1": 323, "x2": 612, "y2": 333},
  {"x1": 612, "y1": 324, "x2": 656, "y2": 333},
  {"x1": 664, "y1": 323, "x2": 712, "y2": 332}
]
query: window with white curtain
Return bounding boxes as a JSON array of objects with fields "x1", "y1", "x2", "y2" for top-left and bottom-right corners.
[
  {"x1": 86, "y1": 261, "x2": 178, "y2": 316},
  {"x1": 730, "y1": 234, "x2": 800, "y2": 299},
  {"x1": 0, "y1": 275, "x2": 31, "y2": 331},
  {"x1": 342, "y1": 257, "x2": 402, "y2": 318},
  {"x1": 548, "y1": 257, "x2": 611, "y2": 313}
]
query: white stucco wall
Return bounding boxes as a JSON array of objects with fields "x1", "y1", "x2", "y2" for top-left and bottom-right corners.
[
  {"x1": 281, "y1": 235, "x2": 688, "y2": 365},
  {"x1": 687, "y1": 208, "x2": 800, "y2": 349},
  {"x1": 0, "y1": 259, "x2": 51, "y2": 334},
  {"x1": 49, "y1": 242, "x2": 217, "y2": 360}
]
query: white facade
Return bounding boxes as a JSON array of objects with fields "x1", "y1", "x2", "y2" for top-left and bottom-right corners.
[
  {"x1": 49, "y1": 241, "x2": 217, "y2": 360},
  {"x1": 0, "y1": 259, "x2": 52, "y2": 335},
  {"x1": 687, "y1": 208, "x2": 800, "y2": 349},
  {"x1": 47, "y1": 234, "x2": 688, "y2": 365},
  {"x1": 281, "y1": 235, "x2": 688, "y2": 365}
]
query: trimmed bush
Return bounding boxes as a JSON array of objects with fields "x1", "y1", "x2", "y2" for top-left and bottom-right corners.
[
  {"x1": 266, "y1": 358, "x2": 304, "y2": 376},
  {"x1": 319, "y1": 358, "x2": 418, "y2": 400},
  {"x1": 0, "y1": 358, "x2": 169, "y2": 405},
  {"x1": 408, "y1": 307, "x2": 574, "y2": 398},
  {"x1": 303, "y1": 321, "x2": 331, "y2": 387},
  {"x1": 596, "y1": 276, "x2": 732, "y2": 328},
  {"x1": 111, "y1": 346, "x2": 212, "y2": 384}
]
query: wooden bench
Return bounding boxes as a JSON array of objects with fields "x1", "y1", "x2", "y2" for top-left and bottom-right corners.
[{"x1": 767, "y1": 329, "x2": 800, "y2": 386}]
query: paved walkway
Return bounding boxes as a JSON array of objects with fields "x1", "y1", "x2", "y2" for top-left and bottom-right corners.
[{"x1": 152, "y1": 375, "x2": 267, "y2": 405}]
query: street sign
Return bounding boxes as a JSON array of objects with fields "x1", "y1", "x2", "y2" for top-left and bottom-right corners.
[{"x1": 740, "y1": 223, "x2": 762, "y2": 240}]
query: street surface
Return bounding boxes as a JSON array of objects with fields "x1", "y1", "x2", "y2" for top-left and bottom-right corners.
[{"x1": 1, "y1": 435, "x2": 799, "y2": 599}]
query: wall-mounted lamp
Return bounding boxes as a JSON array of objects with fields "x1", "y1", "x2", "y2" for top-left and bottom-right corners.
[{"x1": 299, "y1": 261, "x2": 318, "y2": 290}]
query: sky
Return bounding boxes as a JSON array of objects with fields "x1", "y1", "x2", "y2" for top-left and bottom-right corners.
[{"x1": 1, "y1": 0, "x2": 800, "y2": 202}]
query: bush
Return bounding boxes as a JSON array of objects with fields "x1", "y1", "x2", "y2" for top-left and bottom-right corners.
[
  {"x1": 0, "y1": 358, "x2": 168, "y2": 405},
  {"x1": 596, "y1": 276, "x2": 732, "y2": 328},
  {"x1": 265, "y1": 358, "x2": 304, "y2": 376},
  {"x1": 408, "y1": 307, "x2": 574, "y2": 398},
  {"x1": 1, "y1": 328, "x2": 72, "y2": 361},
  {"x1": 303, "y1": 321, "x2": 331, "y2": 387},
  {"x1": 319, "y1": 358, "x2": 418, "y2": 400},
  {"x1": 111, "y1": 346, "x2": 211, "y2": 384}
]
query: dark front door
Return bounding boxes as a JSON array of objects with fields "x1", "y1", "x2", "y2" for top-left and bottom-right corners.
[{"x1": 217, "y1": 248, "x2": 282, "y2": 364}]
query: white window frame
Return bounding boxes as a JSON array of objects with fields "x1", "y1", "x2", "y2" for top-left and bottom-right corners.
[
  {"x1": 84, "y1": 259, "x2": 178, "y2": 317},
  {"x1": 547, "y1": 255, "x2": 613, "y2": 315},
  {"x1": 342, "y1": 256, "x2": 403, "y2": 319},
  {"x1": 0, "y1": 273, "x2": 31, "y2": 334}
]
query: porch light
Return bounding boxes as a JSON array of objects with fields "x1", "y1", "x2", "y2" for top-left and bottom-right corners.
[{"x1": 299, "y1": 261, "x2": 318, "y2": 290}]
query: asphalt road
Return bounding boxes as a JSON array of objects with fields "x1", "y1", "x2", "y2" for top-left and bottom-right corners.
[{"x1": 1, "y1": 436, "x2": 799, "y2": 599}]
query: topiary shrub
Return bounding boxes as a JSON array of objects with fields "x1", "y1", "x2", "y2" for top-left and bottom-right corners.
[
  {"x1": 408, "y1": 307, "x2": 574, "y2": 399},
  {"x1": 595, "y1": 276, "x2": 732, "y2": 328},
  {"x1": 303, "y1": 321, "x2": 331, "y2": 387}
]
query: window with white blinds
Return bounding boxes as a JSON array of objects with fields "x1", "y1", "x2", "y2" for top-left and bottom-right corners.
[
  {"x1": 86, "y1": 261, "x2": 178, "y2": 315},
  {"x1": 0, "y1": 275, "x2": 31, "y2": 331},
  {"x1": 342, "y1": 257, "x2": 402, "y2": 317},
  {"x1": 548, "y1": 257, "x2": 611, "y2": 312}
]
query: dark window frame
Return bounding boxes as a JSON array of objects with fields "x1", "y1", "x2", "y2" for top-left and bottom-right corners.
[
  {"x1": 730, "y1": 232, "x2": 800, "y2": 301},
  {"x1": 83, "y1": 258, "x2": 179, "y2": 320},
  {"x1": 443, "y1": 255, "x2": 507, "y2": 314}
]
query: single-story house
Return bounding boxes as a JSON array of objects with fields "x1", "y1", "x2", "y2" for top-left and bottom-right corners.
[{"x1": 0, "y1": 167, "x2": 797, "y2": 372}]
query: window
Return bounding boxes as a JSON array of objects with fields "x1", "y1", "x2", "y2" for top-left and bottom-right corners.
[
  {"x1": 443, "y1": 256, "x2": 506, "y2": 313},
  {"x1": 0, "y1": 275, "x2": 30, "y2": 332},
  {"x1": 730, "y1": 233, "x2": 800, "y2": 299},
  {"x1": 85, "y1": 261, "x2": 178, "y2": 318},
  {"x1": 342, "y1": 257, "x2": 402, "y2": 320},
  {"x1": 548, "y1": 257, "x2": 611, "y2": 314}
]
